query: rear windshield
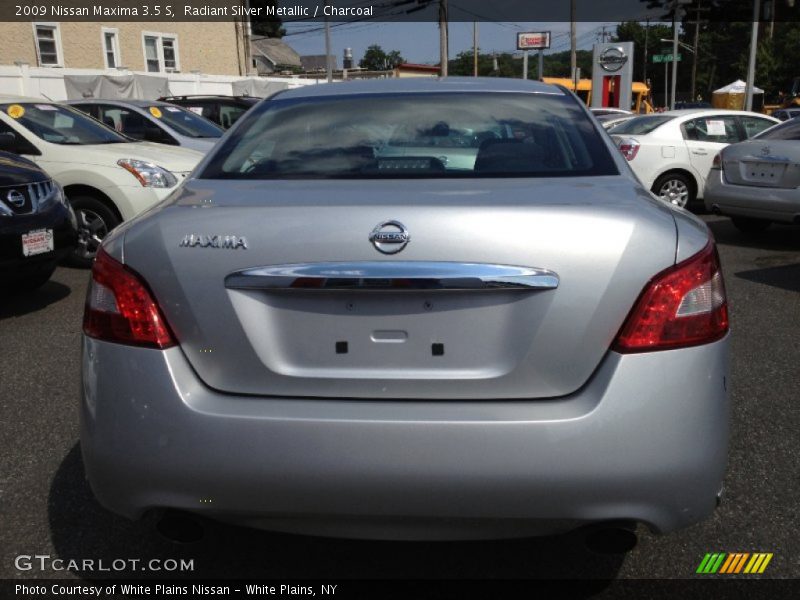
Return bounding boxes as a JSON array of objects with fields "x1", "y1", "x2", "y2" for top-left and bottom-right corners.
[
  {"x1": 608, "y1": 115, "x2": 675, "y2": 135},
  {"x1": 148, "y1": 105, "x2": 223, "y2": 138},
  {"x1": 199, "y1": 92, "x2": 619, "y2": 179},
  {"x1": 755, "y1": 118, "x2": 800, "y2": 140}
]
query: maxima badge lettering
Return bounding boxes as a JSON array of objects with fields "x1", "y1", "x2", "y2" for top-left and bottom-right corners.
[
  {"x1": 179, "y1": 234, "x2": 248, "y2": 249},
  {"x1": 369, "y1": 220, "x2": 410, "y2": 254}
]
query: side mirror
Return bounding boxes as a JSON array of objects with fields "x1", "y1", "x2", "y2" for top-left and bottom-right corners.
[{"x1": 0, "y1": 132, "x2": 18, "y2": 152}]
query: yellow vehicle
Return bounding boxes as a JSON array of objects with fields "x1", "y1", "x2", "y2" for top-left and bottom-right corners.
[{"x1": 542, "y1": 78, "x2": 654, "y2": 114}]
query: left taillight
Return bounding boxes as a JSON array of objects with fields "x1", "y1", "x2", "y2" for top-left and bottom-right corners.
[
  {"x1": 618, "y1": 138, "x2": 640, "y2": 161},
  {"x1": 613, "y1": 240, "x2": 729, "y2": 353},
  {"x1": 83, "y1": 247, "x2": 176, "y2": 349}
]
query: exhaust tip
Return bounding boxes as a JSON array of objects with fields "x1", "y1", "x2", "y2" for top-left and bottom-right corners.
[
  {"x1": 155, "y1": 510, "x2": 205, "y2": 544},
  {"x1": 582, "y1": 521, "x2": 638, "y2": 555}
]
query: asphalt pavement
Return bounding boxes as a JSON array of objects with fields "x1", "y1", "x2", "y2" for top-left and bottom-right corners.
[{"x1": 1, "y1": 214, "x2": 798, "y2": 585}]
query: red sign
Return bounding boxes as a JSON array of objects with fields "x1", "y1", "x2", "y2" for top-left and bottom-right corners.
[{"x1": 517, "y1": 32, "x2": 551, "y2": 50}]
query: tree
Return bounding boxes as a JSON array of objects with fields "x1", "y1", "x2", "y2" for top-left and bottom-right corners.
[
  {"x1": 359, "y1": 45, "x2": 405, "y2": 71},
  {"x1": 250, "y1": 1, "x2": 285, "y2": 38}
]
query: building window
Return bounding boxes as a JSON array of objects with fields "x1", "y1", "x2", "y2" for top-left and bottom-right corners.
[
  {"x1": 142, "y1": 33, "x2": 179, "y2": 73},
  {"x1": 102, "y1": 28, "x2": 121, "y2": 69},
  {"x1": 33, "y1": 23, "x2": 63, "y2": 67}
]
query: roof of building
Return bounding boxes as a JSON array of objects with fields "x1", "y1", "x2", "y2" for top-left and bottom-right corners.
[
  {"x1": 251, "y1": 37, "x2": 302, "y2": 68},
  {"x1": 300, "y1": 55, "x2": 338, "y2": 71}
]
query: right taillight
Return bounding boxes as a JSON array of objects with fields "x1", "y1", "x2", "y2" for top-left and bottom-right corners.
[
  {"x1": 618, "y1": 138, "x2": 640, "y2": 161},
  {"x1": 83, "y1": 247, "x2": 176, "y2": 349},
  {"x1": 614, "y1": 240, "x2": 728, "y2": 353}
]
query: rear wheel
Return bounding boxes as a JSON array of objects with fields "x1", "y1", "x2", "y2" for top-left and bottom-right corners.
[
  {"x1": 731, "y1": 216, "x2": 771, "y2": 234},
  {"x1": 652, "y1": 173, "x2": 694, "y2": 208},
  {"x1": 69, "y1": 196, "x2": 120, "y2": 268}
]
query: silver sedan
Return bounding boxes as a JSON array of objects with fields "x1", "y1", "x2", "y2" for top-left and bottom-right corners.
[
  {"x1": 80, "y1": 78, "x2": 730, "y2": 540},
  {"x1": 705, "y1": 117, "x2": 800, "y2": 232}
]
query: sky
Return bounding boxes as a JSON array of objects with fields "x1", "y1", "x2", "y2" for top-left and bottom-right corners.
[{"x1": 281, "y1": 21, "x2": 669, "y2": 66}]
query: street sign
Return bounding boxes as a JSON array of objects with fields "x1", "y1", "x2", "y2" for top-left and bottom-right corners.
[
  {"x1": 517, "y1": 32, "x2": 551, "y2": 50},
  {"x1": 652, "y1": 54, "x2": 682, "y2": 63}
]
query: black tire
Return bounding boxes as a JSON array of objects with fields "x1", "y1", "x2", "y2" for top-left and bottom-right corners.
[
  {"x1": 651, "y1": 172, "x2": 695, "y2": 208},
  {"x1": 68, "y1": 195, "x2": 120, "y2": 268},
  {"x1": 731, "y1": 216, "x2": 771, "y2": 234},
  {"x1": 13, "y1": 264, "x2": 56, "y2": 293}
]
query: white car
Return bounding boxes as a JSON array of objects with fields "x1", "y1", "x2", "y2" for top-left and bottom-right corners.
[
  {"x1": 0, "y1": 96, "x2": 202, "y2": 264},
  {"x1": 609, "y1": 109, "x2": 779, "y2": 207}
]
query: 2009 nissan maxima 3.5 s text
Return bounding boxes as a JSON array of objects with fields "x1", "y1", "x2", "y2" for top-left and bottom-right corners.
[{"x1": 80, "y1": 78, "x2": 730, "y2": 540}]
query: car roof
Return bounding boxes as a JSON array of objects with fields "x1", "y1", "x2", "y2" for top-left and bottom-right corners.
[
  {"x1": 656, "y1": 109, "x2": 775, "y2": 118},
  {"x1": 66, "y1": 98, "x2": 171, "y2": 107},
  {"x1": 275, "y1": 77, "x2": 565, "y2": 101}
]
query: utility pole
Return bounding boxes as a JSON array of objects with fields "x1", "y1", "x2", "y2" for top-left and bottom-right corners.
[
  {"x1": 324, "y1": 0, "x2": 332, "y2": 82},
  {"x1": 670, "y1": 0, "x2": 680, "y2": 109},
  {"x1": 744, "y1": 0, "x2": 761, "y2": 111},
  {"x1": 439, "y1": 0, "x2": 448, "y2": 77},
  {"x1": 643, "y1": 18, "x2": 649, "y2": 87},
  {"x1": 689, "y1": 2, "x2": 710, "y2": 102},
  {"x1": 473, "y1": 21, "x2": 478, "y2": 77},
  {"x1": 570, "y1": 0, "x2": 577, "y2": 83}
]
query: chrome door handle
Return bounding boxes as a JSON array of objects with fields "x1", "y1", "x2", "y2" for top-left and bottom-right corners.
[
  {"x1": 225, "y1": 262, "x2": 560, "y2": 291},
  {"x1": 692, "y1": 149, "x2": 708, "y2": 155}
]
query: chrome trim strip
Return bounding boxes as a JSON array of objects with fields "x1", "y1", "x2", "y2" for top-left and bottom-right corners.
[{"x1": 225, "y1": 262, "x2": 559, "y2": 291}]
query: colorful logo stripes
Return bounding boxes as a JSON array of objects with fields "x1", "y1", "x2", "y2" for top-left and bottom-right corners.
[{"x1": 696, "y1": 552, "x2": 773, "y2": 574}]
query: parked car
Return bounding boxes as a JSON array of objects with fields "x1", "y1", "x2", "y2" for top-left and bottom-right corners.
[
  {"x1": 609, "y1": 109, "x2": 779, "y2": 207},
  {"x1": 770, "y1": 108, "x2": 800, "y2": 121},
  {"x1": 0, "y1": 150, "x2": 77, "y2": 291},
  {"x1": 600, "y1": 115, "x2": 636, "y2": 130},
  {"x1": 705, "y1": 115, "x2": 800, "y2": 232},
  {"x1": 0, "y1": 97, "x2": 202, "y2": 265},
  {"x1": 81, "y1": 78, "x2": 730, "y2": 541},
  {"x1": 67, "y1": 99, "x2": 223, "y2": 153},
  {"x1": 158, "y1": 95, "x2": 260, "y2": 129}
]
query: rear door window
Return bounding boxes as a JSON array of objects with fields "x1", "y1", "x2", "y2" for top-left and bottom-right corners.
[{"x1": 682, "y1": 116, "x2": 741, "y2": 143}]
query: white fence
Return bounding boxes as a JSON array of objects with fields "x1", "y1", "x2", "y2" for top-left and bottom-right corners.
[{"x1": 0, "y1": 64, "x2": 319, "y2": 100}]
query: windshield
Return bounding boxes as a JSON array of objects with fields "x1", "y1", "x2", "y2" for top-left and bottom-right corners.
[
  {"x1": 200, "y1": 92, "x2": 618, "y2": 180},
  {"x1": 1, "y1": 102, "x2": 129, "y2": 145},
  {"x1": 148, "y1": 105, "x2": 223, "y2": 138},
  {"x1": 609, "y1": 115, "x2": 675, "y2": 135},
  {"x1": 755, "y1": 118, "x2": 800, "y2": 140}
]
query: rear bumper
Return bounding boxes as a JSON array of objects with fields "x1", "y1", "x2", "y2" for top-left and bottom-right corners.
[
  {"x1": 80, "y1": 335, "x2": 730, "y2": 539},
  {"x1": 704, "y1": 170, "x2": 800, "y2": 222}
]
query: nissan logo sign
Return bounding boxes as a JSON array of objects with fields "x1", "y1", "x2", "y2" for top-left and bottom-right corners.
[
  {"x1": 369, "y1": 220, "x2": 410, "y2": 254},
  {"x1": 599, "y1": 47, "x2": 628, "y2": 72}
]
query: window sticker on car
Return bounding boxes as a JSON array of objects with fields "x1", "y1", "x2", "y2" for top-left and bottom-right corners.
[
  {"x1": 706, "y1": 120, "x2": 726, "y2": 136},
  {"x1": 35, "y1": 104, "x2": 58, "y2": 111},
  {"x1": 165, "y1": 107, "x2": 182, "y2": 113},
  {"x1": 149, "y1": 107, "x2": 163, "y2": 118},
  {"x1": 7, "y1": 104, "x2": 25, "y2": 119},
  {"x1": 187, "y1": 107, "x2": 203, "y2": 115}
]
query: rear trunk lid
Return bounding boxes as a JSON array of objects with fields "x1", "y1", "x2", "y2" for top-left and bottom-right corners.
[
  {"x1": 722, "y1": 140, "x2": 800, "y2": 188},
  {"x1": 122, "y1": 177, "x2": 678, "y2": 400}
]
